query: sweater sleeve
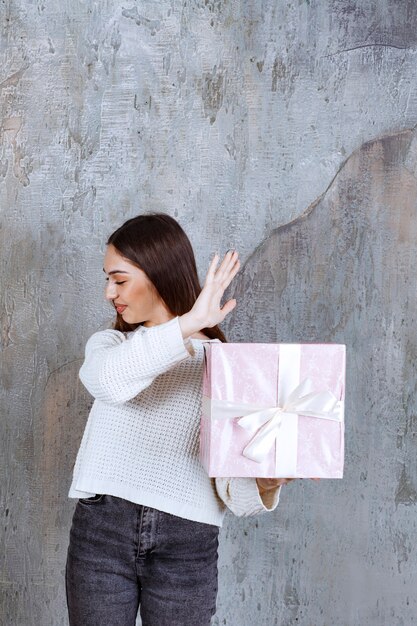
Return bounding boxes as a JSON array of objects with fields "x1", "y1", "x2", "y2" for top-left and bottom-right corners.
[
  {"x1": 78, "y1": 316, "x2": 195, "y2": 405},
  {"x1": 214, "y1": 477, "x2": 281, "y2": 517}
]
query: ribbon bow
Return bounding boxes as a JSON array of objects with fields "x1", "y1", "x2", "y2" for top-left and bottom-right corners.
[{"x1": 235, "y1": 378, "x2": 342, "y2": 464}]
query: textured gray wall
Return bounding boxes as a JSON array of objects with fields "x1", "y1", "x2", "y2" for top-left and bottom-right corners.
[{"x1": 1, "y1": 1, "x2": 417, "y2": 624}]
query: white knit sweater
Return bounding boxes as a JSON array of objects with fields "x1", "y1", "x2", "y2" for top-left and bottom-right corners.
[{"x1": 68, "y1": 315, "x2": 280, "y2": 526}]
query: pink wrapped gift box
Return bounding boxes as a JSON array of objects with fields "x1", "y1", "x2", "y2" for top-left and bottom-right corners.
[{"x1": 200, "y1": 343, "x2": 345, "y2": 478}]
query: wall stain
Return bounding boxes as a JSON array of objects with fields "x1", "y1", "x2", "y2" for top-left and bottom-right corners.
[
  {"x1": 392, "y1": 530, "x2": 411, "y2": 574},
  {"x1": 201, "y1": 65, "x2": 225, "y2": 125},
  {"x1": 395, "y1": 465, "x2": 417, "y2": 507},
  {"x1": 271, "y1": 55, "x2": 287, "y2": 92},
  {"x1": 121, "y1": 7, "x2": 161, "y2": 35},
  {"x1": 0, "y1": 65, "x2": 30, "y2": 92},
  {"x1": 271, "y1": 54, "x2": 299, "y2": 95},
  {"x1": 2, "y1": 116, "x2": 32, "y2": 186}
]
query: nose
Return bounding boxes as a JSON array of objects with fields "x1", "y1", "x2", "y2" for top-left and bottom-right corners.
[{"x1": 105, "y1": 281, "x2": 118, "y2": 302}]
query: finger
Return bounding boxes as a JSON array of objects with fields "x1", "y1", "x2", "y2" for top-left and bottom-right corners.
[
  {"x1": 217, "y1": 253, "x2": 240, "y2": 287},
  {"x1": 205, "y1": 253, "x2": 220, "y2": 284},
  {"x1": 219, "y1": 264, "x2": 240, "y2": 297},
  {"x1": 271, "y1": 478, "x2": 289, "y2": 487},
  {"x1": 224, "y1": 249, "x2": 239, "y2": 270},
  {"x1": 226, "y1": 255, "x2": 240, "y2": 280},
  {"x1": 206, "y1": 251, "x2": 230, "y2": 286},
  {"x1": 216, "y1": 250, "x2": 238, "y2": 280},
  {"x1": 219, "y1": 299, "x2": 237, "y2": 320},
  {"x1": 226, "y1": 252, "x2": 240, "y2": 275}
]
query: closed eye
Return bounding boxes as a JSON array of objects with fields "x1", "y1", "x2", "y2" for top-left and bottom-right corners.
[{"x1": 105, "y1": 278, "x2": 126, "y2": 285}]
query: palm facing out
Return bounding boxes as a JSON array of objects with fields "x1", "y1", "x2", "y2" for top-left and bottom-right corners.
[{"x1": 191, "y1": 250, "x2": 240, "y2": 327}]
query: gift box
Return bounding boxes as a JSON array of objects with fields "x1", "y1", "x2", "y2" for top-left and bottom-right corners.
[{"x1": 200, "y1": 343, "x2": 345, "y2": 478}]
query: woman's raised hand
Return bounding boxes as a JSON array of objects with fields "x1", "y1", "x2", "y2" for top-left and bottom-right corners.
[{"x1": 191, "y1": 250, "x2": 240, "y2": 328}]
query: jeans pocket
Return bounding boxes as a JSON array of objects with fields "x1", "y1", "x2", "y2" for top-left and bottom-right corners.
[{"x1": 78, "y1": 493, "x2": 105, "y2": 505}]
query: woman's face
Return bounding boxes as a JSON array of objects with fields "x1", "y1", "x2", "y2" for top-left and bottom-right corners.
[{"x1": 103, "y1": 244, "x2": 172, "y2": 327}]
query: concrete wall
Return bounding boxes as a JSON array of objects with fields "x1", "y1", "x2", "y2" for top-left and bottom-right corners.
[{"x1": 1, "y1": 1, "x2": 416, "y2": 624}]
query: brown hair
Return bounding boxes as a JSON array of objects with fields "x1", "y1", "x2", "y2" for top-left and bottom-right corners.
[{"x1": 106, "y1": 212, "x2": 227, "y2": 342}]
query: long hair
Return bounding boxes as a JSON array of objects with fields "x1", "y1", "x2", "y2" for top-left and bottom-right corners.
[{"x1": 106, "y1": 212, "x2": 227, "y2": 342}]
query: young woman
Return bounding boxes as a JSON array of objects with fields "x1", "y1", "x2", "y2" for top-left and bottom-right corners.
[{"x1": 65, "y1": 212, "x2": 293, "y2": 626}]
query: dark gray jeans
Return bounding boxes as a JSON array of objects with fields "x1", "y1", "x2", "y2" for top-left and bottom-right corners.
[{"x1": 65, "y1": 494, "x2": 219, "y2": 625}]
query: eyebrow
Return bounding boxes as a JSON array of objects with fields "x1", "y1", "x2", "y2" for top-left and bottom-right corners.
[{"x1": 102, "y1": 268, "x2": 130, "y2": 275}]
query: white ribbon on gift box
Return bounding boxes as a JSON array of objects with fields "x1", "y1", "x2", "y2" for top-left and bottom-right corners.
[{"x1": 201, "y1": 344, "x2": 344, "y2": 476}]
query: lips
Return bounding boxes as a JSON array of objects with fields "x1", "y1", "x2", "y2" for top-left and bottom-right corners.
[{"x1": 115, "y1": 305, "x2": 127, "y2": 314}]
